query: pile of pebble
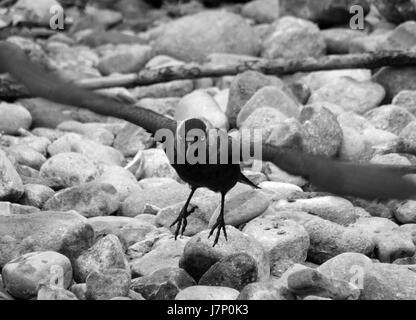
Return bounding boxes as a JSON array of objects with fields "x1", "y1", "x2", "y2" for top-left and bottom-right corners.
[{"x1": 1, "y1": 0, "x2": 416, "y2": 300}]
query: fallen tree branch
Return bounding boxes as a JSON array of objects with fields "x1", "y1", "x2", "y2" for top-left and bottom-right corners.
[
  {"x1": 76, "y1": 51, "x2": 416, "y2": 89},
  {"x1": 3, "y1": 51, "x2": 416, "y2": 100}
]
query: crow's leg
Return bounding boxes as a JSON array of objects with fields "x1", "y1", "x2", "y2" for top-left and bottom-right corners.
[
  {"x1": 208, "y1": 192, "x2": 227, "y2": 247},
  {"x1": 170, "y1": 187, "x2": 197, "y2": 239}
]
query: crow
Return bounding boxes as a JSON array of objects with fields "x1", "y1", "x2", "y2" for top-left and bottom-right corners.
[{"x1": 1, "y1": 41, "x2": 416, "y2": 246}]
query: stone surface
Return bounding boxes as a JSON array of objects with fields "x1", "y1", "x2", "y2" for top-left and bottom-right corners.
[
  {"x1": 198, "y1": 253, "x2": 258, "y2": 291},
  {"x1": 73, "y1": 234, "x2": 129, "y2": 283},
  {"x1": 86, "y1": 268, "x2": 131, "y2": 300},
  {"x1": 131, "y1": 267, "x2": 196, "y2": 300},
  {"x1": 0, "y1": 102, "x2": 32, "y2": 135},
  {"x1": 19, "y1": 184, "x2": 54, "y2": 208},
  {"x1": 43, "y1": 182, "x2": 120, "y2": 218},
  {"x1": 373, "y1": 0, "x2": 416, "y2": 24},
  {"x1": 273, "y1": 211, "x2": 374, "y2": 264},
  {"x1": 280, "y1": 0, "x2": 370, "y2": 26},
  {"x1": 243, "y1": 215, "x2": 309, "y2": 277},
  {"x1": 0, "y1": 211, "x2": 93, "y2": 268},
  {"x1": 121, "y1": 179, "x2": 189, "y2": 217},
  {"x1": 287, "y1": 267, "x2": 360, "y2": 300},
  {"x1": 361, "y1": 263, "x2": 416, "y2": 300},
  {"x1": 175, "y1": 285, "x2": 239, "y2": 300},
  {"x1": 39, "y1": 152, "x2": 100, "y2": 188},
  {"x1": 179, "y1": 226, "x2": 269, "y2": 282},
  {"x1": 241, "y1": 0, "x2": 280, "y2": 23},
  {"x1": 308, "y1": 77, "x2": 385, "y2": 114},
  {"x1": 154, "y1": 10, "x2": 259, "y2": 62},
  {"x1": 2, "y1": 251, "x2": 72, "y2": 299},
  {"x1": 237, "y1": 280, "x2": 295, "y2": 300},
  {"x1": 373, "y1": 67, "x2": 416, "y2": 103},
  {"x1": 365, "y1": 105, "x2": 415, "y2": 135},
  {"x1": 299, "y1": 104, "x2": 343, "y2": 157},
  {"x1": 0, "y1": 149, "x2": 24, "y2": 201},
  {"x1": 208, "y1": 190, "x2": 269, "y2": 229},
  {"x1": 261, "y1": 17, "x2": 326, "y2": 60}
]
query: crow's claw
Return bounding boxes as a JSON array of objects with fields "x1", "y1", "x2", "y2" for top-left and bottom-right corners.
[
  {"x1": 171, "y1": 205, "x2": 197, "y2": 239},
  {"x1": 208, "y1": 215, "x2": 227, "y2": 247}
]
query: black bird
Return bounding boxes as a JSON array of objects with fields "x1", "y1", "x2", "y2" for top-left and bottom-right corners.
[
  {"x1": 1, "y1": 41, "x2": 416, "y2": 245},
  {"x1": 169, "y1": 118, "x2": 259, "y2": 245}
]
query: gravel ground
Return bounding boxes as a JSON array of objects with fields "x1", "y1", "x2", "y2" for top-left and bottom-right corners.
[{"x1": 1, "y1": 0, "x2": 416, "y2": 300}]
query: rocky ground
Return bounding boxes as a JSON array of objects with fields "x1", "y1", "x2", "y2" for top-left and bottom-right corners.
[{"x1": 1, "y1": 0, "x2": 416, "y2": 300}]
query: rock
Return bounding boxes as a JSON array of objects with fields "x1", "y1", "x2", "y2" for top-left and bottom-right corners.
[
  {"x1": 43, "y1": 182, "x2": 120, "y2": 218},
  {"x1": 361, "y1": 263, "x2": 416, "y2": 299},
  {"x1": 400, "y1": 224, "x2": 416, "y2": 245},
  {"x1": 274, "y1": 197, "x2": 359, "y2": 226},
  {"x1": 0, "y1": 202, "x2": 40, "y2": 215},
  {"x1": 139, "y1": 97, "x2": 180, "y2": 117},
  {"x1": 299, "y1": 104, "x2": 343, "y2": 157},
  {"x1": 399, "y1": 121, "x2": 416, "y2": 154},
  {"x1": 154, "y1": 10, "x2": 258, "y2": 62},
  {"x1": 258, "y1": 182, "x2": 303, "y2": 201},
  {"x1": 70, "y1": 139, "x2": 125, "y2": 166},
  {"x1": 86, "y1": 268, "x2": 131, "y2": 300},
  {"x1": 2, "y1": 251, "x2": 72, "y2": 299},
  {"x1": 73, "y1": 234, "x2": 129, "y2": 283},
  {"x1": 39, "y1": 153, "x2": 100, "y2": 188},
  {"x1": 121, "y1": 180, "x2": 189, "y2": 217},
  {"x1": 261, "y1": 17, "x2": 326, "y2": 60},
  {"x1": 349, "y1": 33, "x2": 391, "y2": 53},
  {"x1": 263, "y1": 162, "x2": 307, "y2": 187},
  {"x1": 0, "y1": 102, "x2": 31, "y2": 135},
  {"x1": 47, "y1": 133, "x2": 83, "y2": 156},
  {"x1": 12, "y1": 0, "x2": 62, "y2": 25},
  {"x1": 395, "y1": 201, "x2": 416, "y2": 224},
  {"x1": 134, "y1": 149, "x2": 178, "y2": 180},
  {"x1": 392, "y1": 91, "x2": 416, "y2": 116},
  {"x1": 273, "y1": 211, "x2": 374, "y2": 264},
  {"x1": 131, "y1": 80, "x2": 194, "y2": 100},
  {"x1": 308, "y1": 77, "x2": 385, "y2": 114},
  {"x1": 317, "y1": 253, "x2": 373, "y2": 286},
  {"x1": 237, "y1": 86, "x2": 299, "y2": 128},
  {"x1": 339, "y1": 126, "x2": 369, "y2": 161},
  {"x1": 18, "y1": 184, "x2": 53, "y2": 208},
  {"x1": 280, "y1": 0, "x2": 370, "y2": 26},
  {"x1": 113, "y1": 123, "x2": 153, "y2": 157},
  {"x1": 371, "y1": 154, "x2": 411, "y2": 166},
  {"x1": 241, "y1": 0, "x2": 279, "y2": 23},
  {"x1": 56, "y1": 122, "x2": 114, "y2": 146},
  {"x1": 226, "y1": 71, "x2": 280, "y2": 127},
  {"x1": 240, "y1": 107, "x2": 289, "y2": 140},
  {"x1": 175, "y1": 90, "x2": 229, "y2": 130},
  {"x1": 351, "y1": 217, "x2": 415, "y2": 263},
  {"x1": 96, "y1": 166, "x2": 141, "y2": 201},
  {"x1": 5, "y1": 145, "x2": 46, "y2": 170},
  {"x1": 208, "y1": 190, "x2": 269, "y2": 229},
  {"x1": 70, "y1": 283, "x2": 87, "y2": 300},
  {"x1": 243, "y1": 216, "x2": 309, "y2": 277},
  {"x1": 237, "y1": 280, "x2": 295, "y2": 300},
  {"x1": 365, "y1": 105, "x2": 415, "y2": 135},
  {"x1": 97, "y1": 44, "x2": 153, "y2": 75},
  {"x1": 0, "y1": 150, "x2": 24, "y2": 201},
  {"x1": 88, "y1": 216, "x2": 157, "y2": 246},
  {"x1": 372, "y1": 67, "x2": 416, "y2": 103},
  {"x1": 198, "y1": 253, "x2": 258, "y2": 290},
  {"x1": 175, "y1": 285, "x2": 239, "y2": 300},
  {"x1": 287, "y1": 268, "x2": 360, "y2": 300},
  {"x1": 299, "y1": 69, "x2": 372, "y2": 92},
  {"x1": 130, "y1": 236, "x2": 189, "y2": 277},
  {"x1": 0, "y1": 211, "x2": 93, "y2": 267},
  {"x1": 321, "y1": 29, "x2": 367, "y2": 54},
  {"x1": 37, "y1": 284, "x2": 78, "y2": 300},
  {"x1": 179, "y1": 226, "x2": 269, "y2": 282},
  {"x1": 131, "y1": 267, "x2": 196, "y2": 300},
  {"x1": 378, "y1": 21, "x2": 416, "y2": 51},
  {"x1": 372, "y1": 0, "x2": 416, "y2": 24},
  {"x1": 3, "y1": 134, "x2": 51, "y2": 156}
]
